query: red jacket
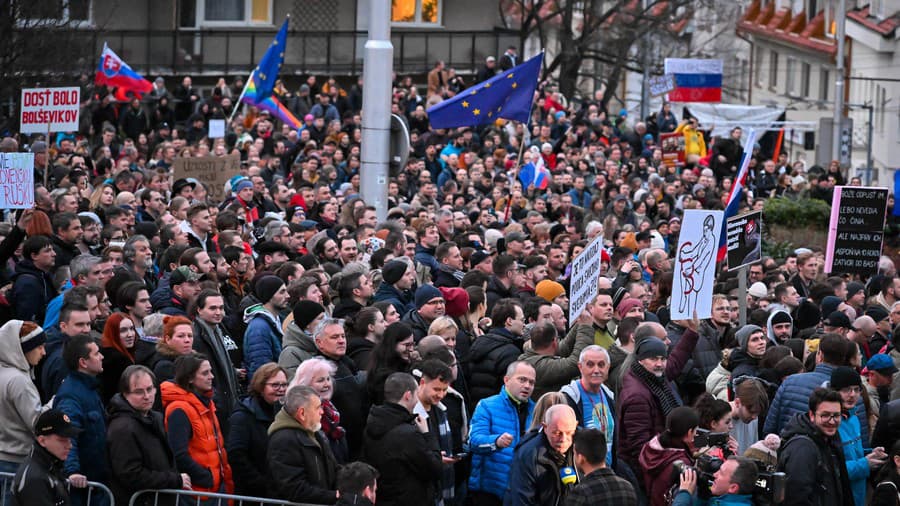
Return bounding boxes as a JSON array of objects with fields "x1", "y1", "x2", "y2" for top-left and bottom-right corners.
[
  {"x1": 616, "y1": 328, "x2": 699, "y2": 472},
  {"x1": 161, "y1": 382, "x2": 234, "y2": 496},
  {"x1": 638, "y1": 435, "x2": 693, "y2": 506}
]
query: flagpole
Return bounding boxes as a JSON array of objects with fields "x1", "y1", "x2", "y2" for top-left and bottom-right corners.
[
  {"x1": 503, "y1": 122, "x2": 530, "y2": 223},
  {"x1": 228, "y1": 69, "x2": 255, "y2": 125}
]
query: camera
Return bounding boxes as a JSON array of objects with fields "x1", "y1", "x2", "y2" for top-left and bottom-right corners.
[
  {"x1": 751, "y1": 460, "x2": 786, "y2": 506},
  {"x1": 672, "y1": 454, "x2": 723, "y2": 499},
  {"x1": 693, "y1": 428, "x2": 730, "y2": 450},
  {"x1": 669, "y1": 456, "x2": 786, "y2": 506}
]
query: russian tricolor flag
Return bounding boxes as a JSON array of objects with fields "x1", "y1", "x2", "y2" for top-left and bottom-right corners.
[
  {"x1": 664, "y1": 58, "x2": 722, "y2": 103},
  {"x1": 717, "y1": 129, "x2": 757, "y2": 262},
  {"x1": 519, "y1": 148, "x2": 550, "y2": 190},
  {"x1": 95, "y1": 43, "x2": 153, "y2": 101}
]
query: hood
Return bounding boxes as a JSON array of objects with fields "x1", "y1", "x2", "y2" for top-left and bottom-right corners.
[
  {"x1": 236, "y1": 396, "x2": 275, "y2": 423},
  {"x1": 13, "y1": 259, "x2": 46, "y2": 279},
  {"x1": 638, "y1": 435, "x2": 691, "y2": 476},
  {"x1": 332, "y1": 299, "x2": 363, "y2": 319},
  {"x1": 243, "y1": 303, "x2": 283, "y2": 335},
  {"x1": 781, "y1": 412, "x2": 825, "y2": 444},
  {"x1": 149, "y1": 274, "x2": 172, "y2": 309},
  {"x1": 106, "y1": 392, "x2": 157, "y2": 427},
  {"x1": 727, "y1": 348, "x2": 759, "y2": 370},
  {"x1": 283, "y1": 321, "x2": 317, "y2": 351},
  {"x1": 365, "y1": 402, "x2": 416, "y2": 440},
  {"x1": 160, "y1": 380, "x2": 212, "y2": 413},
  {"x1": 766, "y1": 310, "x2": 793, "y2": 345},
  {"x1": 268, "y1": 407, "x2": 306, "y2": 435},
  {"x1": 469, "y1": 328, "x2": 521, "y2": 362},
  {"x1": 0, "y1": 320, "x2": 30, "y2": 373}
]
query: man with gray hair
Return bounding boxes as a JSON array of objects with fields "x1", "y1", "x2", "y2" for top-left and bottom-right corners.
[
  {"x1": 506, "y1": 404, "x2": 579, "y2": 505},
  {"x1": 561, "y1": 345, "x2": 617, "y2": 468},
  {"x1": 267, "y1": 385, "x2": 338, "y2": 503},
  {"x1": 313, "y1": 318, "x2": 367, "y2": 459},
  {"x1": 108, "y1": 234, "x2": 157, "y2": 294},
  {"x1": 43, "y1": 254, "x2": 105, "y2": 329}
]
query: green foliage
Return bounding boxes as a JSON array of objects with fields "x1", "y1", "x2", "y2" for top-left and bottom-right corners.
[
  {"x1": 762, "y1": 240, "x2": 796, "y2": 261},
  {"x1": 763, "y1": 198, "x2": 831, "y2": 228}
]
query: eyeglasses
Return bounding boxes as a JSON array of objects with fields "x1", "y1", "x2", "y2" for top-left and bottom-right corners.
[
  {"x1": 816, "y1": 412, "x2": 841, "y2": 422},
  {"x1": 266, "y1": 382, "x2": 289, "y2": 389}
]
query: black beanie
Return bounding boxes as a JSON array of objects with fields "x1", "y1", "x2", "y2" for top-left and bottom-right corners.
[
  {"x1": 770, "y1": 310, "x2": 792, "y2": 326},
  {"x1": 830, "y1": 366, "x2": 861, "y2": 391},
  {"x1": 382, "y1": 259, "x2": 408, "y2": 286},
  {"x1": 293, "y1": 301, "x2": 326, "y2": 331},
  {"x1": 255, "y1": 275, "x2": 285, "y2": 304}
]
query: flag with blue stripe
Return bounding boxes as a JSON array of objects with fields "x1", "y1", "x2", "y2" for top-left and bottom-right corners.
[
  {"x1": 251, "y1": 18, "x2": 289, "y2": 102},
  {"x1": 717, "y1": 129, "x2": 757, "y2": 262}
]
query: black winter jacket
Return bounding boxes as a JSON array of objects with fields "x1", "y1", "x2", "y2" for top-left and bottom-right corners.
[
  {"x1": 468, "y1": 327, "x2": 524, "y2": 405},
  {"x1": 777, "y1": 413, "x2": 853, "y2": 506},
  {"x1": 192, "y1": 320, "x2": 241, "y2": 434},
  {"x1": 362, "y1": 402, "x2": 442, "y2": 506},
  {"x1": 106, "y1": 394, "x2": 183, "y2": 506},
  {"x1": 505, "y1": 429, "x2": 576, "y2": 506},
  {"x1": 226, "y1": 396, "x2": 277, "y2": 500},
  {"x1": 13, "y1": 442, "x2": 70, "y2": 506},
  {"x1": 11, "y1": 259, "x2": 55, "y2": 324},
  {"x1": 267, "y1": 409, "x2": 338, "y2": 504}
]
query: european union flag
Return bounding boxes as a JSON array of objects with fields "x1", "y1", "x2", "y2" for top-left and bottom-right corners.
[
  {"x1": 428, "y1": 52, "x2": 543, "y2": 129},
  {"x1": 251, "y1": 17, "x2": 289, "y2": 102}
]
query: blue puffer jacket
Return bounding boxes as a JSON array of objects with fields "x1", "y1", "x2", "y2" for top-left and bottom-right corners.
[
  {"x1": 242, "y1": 304, "x2": 283, "y2": 379},
  {"x1": 764, "y1": 363, "x2": 868, "y2": 444},
  {"x1": 838, "y1": 406, "x2": 869, "y2": 506},
  {"x1": 468, "y1": 388, "x2": 534, "y2": 499},
  {"x1": 372, "y1": 282, "x2": 414, "y2": 316},
  {"x1": 53, "y1": 371, "x2": 109, "y2": 482}
]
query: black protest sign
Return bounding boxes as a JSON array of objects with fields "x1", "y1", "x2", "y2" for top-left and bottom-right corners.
[
  {"x1": 825, "y1": 186, "x2": 888, "y2": 275},
  {"x1": 726, "y1": 210, "x2": 762, "y2": 270}
]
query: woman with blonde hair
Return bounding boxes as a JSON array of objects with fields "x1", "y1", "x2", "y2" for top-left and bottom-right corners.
[{"x1": 428, "y1": 315, "x2": 460, "y2": 350}]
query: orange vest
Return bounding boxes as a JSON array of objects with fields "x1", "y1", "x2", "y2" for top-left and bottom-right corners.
[{"x1": 161, "y1": 381, "x2": 234, "y2": 496}]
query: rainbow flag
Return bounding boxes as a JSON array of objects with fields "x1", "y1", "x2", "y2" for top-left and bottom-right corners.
[{"x1": 240, "y1": 72, "x2": 301, "y2": 129}]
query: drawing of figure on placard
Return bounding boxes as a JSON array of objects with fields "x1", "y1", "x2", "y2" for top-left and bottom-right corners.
[{"x1": 677, "y1": 214, "x2": 716, "y2": 314}]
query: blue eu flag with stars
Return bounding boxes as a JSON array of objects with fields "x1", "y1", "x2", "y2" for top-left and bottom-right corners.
[
  {"x1": 251, "y1": 17, "x2": 289, "y2": 103},
  {"x1": 427, "y1": 52, "x2": 543, "y2": 129}
]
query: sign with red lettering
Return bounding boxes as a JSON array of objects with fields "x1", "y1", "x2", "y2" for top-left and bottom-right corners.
[
  {"x1": 0, "y1": 153, "x2": 35, "y2": 209},
  {"x1": 20, "y1": 87, "x2": 81, "y2": 134}
]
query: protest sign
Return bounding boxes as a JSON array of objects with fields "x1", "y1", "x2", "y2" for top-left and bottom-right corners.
[
  {"x1": 208, "y1": 119, "x2": 225, "y2": 139},
  {"x1": 726, "y1": 210, "x2": 762, "y2": 270},
  {"x1": 568, "y1": 235, "x2": 605, "y2": 326},
  {"x1": 649, "y1": 74, "x2": 677, "y2": 97},
  {"x1": 20, "y1": 87, "x2": 80, "y2": 134},
  {"x1": 0, "y1": 153, "x2": 35, "y2": 209},
  {"x1": 672, "y1": 210, "x2": 723, "y2": 320},
  {"x1": 173, "y1": 154, "x2": 240, "y2": 203},
  {"x1": 825, "y1": 186, "x2": 888, "y2": 275},
  {"x1": 660, "y1": 132, "x2": 685, "y2": 168}
]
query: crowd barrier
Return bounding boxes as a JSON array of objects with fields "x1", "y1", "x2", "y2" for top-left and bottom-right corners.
[
  {"x1": 0, "y1": 471, "x2": 115, "y2": 506},
  {"x1": 129, "y1": 489, "x2": 318, "y2": 506}
]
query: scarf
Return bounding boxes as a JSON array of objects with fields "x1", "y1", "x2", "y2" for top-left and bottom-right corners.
[
  {"x1": 320, "y1": 399, "x2": 345, "y2": 442},
  {"x1": 630, "y1": 360, "x2": 681, "y2": 417}
]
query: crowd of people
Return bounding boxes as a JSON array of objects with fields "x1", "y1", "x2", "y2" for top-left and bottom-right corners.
[{"x1": 1, "y1": 61, "x2": 900, "y2": 506}]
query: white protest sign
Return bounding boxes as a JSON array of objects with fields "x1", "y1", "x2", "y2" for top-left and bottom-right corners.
[
  {"x1": 20, "y1": 87, "x2": 81, "y2": 134},
  {"x1": 671, "y1": 210, "x2": 723, "y2": 320},
  {"x1": 208, "y1": 119, "x2": 226, "y2": 139},
  {"x1": 0, "y1": 153, "x2": 35, "y2": 209},
  {"x1": 568, "y1": 234, "x2": 605, "y2": 326},
  {"x1": 649, "y1": 74, "x2": 677, "y2": 97}
]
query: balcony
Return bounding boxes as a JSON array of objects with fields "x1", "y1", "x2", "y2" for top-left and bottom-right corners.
[{"x1": 12, "y1": 27, "x2": 519, "y2": 78}]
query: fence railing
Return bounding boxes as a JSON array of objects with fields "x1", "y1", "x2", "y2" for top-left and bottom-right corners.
[
  {"x1": 12, "y1": 28, "x2": 520, "y2": 78},
  {"x1": 128, "y1": 488, "x2": 319, "y2": 506},
  {"x1": 0, "y1": 470, "x2": 115, "y2": 506}
]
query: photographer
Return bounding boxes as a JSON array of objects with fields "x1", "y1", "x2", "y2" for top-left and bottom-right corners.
[
  {"x1": 672, "y1": 456, "x2": 758, "y2": 506},
  {"x1": 638, "y1": 406, "x2": 699, "y2": 506}
]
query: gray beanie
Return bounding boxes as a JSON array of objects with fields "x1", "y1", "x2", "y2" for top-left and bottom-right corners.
[{"x1": 735, "y1": 325, "x2": 764, "y2": 352}]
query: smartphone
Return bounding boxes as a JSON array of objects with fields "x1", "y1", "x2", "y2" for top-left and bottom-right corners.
[{"x1": 452, "y1": 453, "x2": 469, "y2": 459}]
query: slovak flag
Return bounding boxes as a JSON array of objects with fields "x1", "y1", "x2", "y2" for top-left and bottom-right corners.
[
  {"x1": 95, "y1": 43, "x2": 153, "y2": 101},
  {"x1": 717, "y1": 129, "x2": 757, "y2": 262},
  {"x1": 518, "y1": 147, "x2": 550, "y2": 190}
]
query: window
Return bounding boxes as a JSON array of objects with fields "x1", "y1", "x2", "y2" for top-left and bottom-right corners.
[
  {"x1": 801, "y1": 62, "x2": 811, "y2": 97},
  {"x1": 872, "y1": 0, "x2": 885, "y2": 20},
  {"x1": 768, "y1": 50, "x2": 779, "y2": 90},
  {"x1": 392, "y1": 0, "x2": 441, "y2": 25},
  {"x1": 807, "y1": 0, "x2": 819, "y2": 17},
  {"x1": 785, "y1": 57, "x2": 796, "y2": 96},
  {"x1": 189, "y1": 0, "x2": 272, "y2": 26},
  {"x1": 755, "y1": 46, "x2": 764, "y2": 88},
  {"x1": 819, "y1": 67, "x2": 830, "y2": 101},
  {"x1": 20, "y1": 0, "x2": 90, "y2": 23}
]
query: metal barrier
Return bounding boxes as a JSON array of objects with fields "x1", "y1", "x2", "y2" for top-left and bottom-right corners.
[
  {"x1": 0, "y1": 471, "x2": 115, "y2": 506},
  {"x1": 128, "y1": 489, "x2": 319, "y2": 506}
]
